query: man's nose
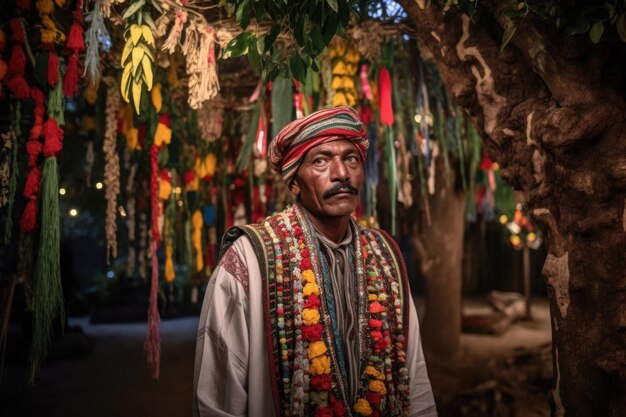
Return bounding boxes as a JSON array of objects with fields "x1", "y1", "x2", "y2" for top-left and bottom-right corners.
[{"x1": 330, "y1": 158, "x2": 349, "y2": 182}]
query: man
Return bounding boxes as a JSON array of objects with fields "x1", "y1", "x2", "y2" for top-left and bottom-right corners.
[{"x1": 194, "y1": 106, "x2": 437, "y2": 417}]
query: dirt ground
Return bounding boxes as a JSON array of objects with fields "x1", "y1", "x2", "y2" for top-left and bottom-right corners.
[{"x1": 0, "y1": 298, "x2": 553, "y2": 417}]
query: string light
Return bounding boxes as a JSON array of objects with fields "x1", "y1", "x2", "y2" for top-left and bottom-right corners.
[
  {"x1": 59, "y1": 188, "x2": 66, "y2": 195},
  {"x1": 69, "y1": 209, "x2": 78, "y2": 217},
  {"x1": 118, "y1": 206, "x2": 127, "y2": 217},
  {"x1": 95, "y1": 182, "x2": 103, "y2": 189}
]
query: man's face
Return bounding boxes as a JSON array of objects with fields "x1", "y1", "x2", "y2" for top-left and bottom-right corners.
[{"x1": 291, "y1": 139, "x2": 365, "y2": 218}]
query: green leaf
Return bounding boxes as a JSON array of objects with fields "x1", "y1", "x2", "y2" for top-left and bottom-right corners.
[
  {"x1": 295, "y1": 15, "x2": 307, "y2": 47},
  {"x1": 500, "y1": 22, "x2": 518, "y2": 51},
  {"x1": 247, "y1": 35, "x2": 262, "y2": 72},
  {"x1": 589, "y1": 21, "x2": 604, "y2": 44},
  {"x1": 289, "y1": 53, "x2": 306, "y2": 83},
  {"x1": 224, "y1": 32, "x2": 251, "y2": 58},
  {"x1": 143, "y1": 11, "x2": 156, "y2": 31},
  {"x1": 309, "y1": 24, "x2": 325, "y2": 55},
  {"x1": 322, "y1": 14, "x2": 339, "y2": 44},
  {"x1": 265, "y1": 23, "x2": 281, "y2": 50},
  {"x1": 326, "y1": 0, "x2": 338, "y2": 13},
  {"x1": 236, "y1": 0, "x2": 253, "y2": 30},
  {"x1": 254, "y1": 1, "x2": 265, "y2": 23},
  {"x1": 617, "y1": 13, "x2": 626, "y2": 42},
  {"x1": 122, "y1": 0, "x2": 145, "y2": 20}
]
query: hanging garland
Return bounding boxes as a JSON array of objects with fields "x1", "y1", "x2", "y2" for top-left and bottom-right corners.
[{"x1": 103, "y1": 77, "x2": 120, "y2": 262}]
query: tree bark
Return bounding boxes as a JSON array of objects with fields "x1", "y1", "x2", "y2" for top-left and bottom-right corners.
[
  {"x1": 412, "y1": 151, "x2": 466, "y2": 359},
  {"x1": 399, "y1": 1, "x2": 626, "y2": 415}
]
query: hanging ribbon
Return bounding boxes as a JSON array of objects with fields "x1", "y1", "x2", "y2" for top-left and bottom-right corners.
[{"x1": 379, "y1": 67, "x2": 396, "y2": 235}]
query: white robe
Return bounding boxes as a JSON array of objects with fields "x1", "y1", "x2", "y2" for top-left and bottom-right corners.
[{"x1": 193, "y1": 236, "x2": 437, "y2": 417}]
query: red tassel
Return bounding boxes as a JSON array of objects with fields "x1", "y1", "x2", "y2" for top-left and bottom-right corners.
[
  {"x1": 144, "y1": 240, "x2": 161, "y2": 379},
  {"x1": 42, "y1": 118, "x2": 64, "y2": 157},
  {"x1": 7, "y1": 76, "x2": 30, "y2": 99},
  {"x1": 20, "y1": 198, "x2": 38, "y2": 233},
  {"x1": 66, "y1": 23, "x2": 85, "y2": 52},
  {"x1": 31, "y1": 87, "x2": 45, "y2": 105},
  {"x1": 378, "y1": 67, "x2": 394, "y2": 126},
  {"x1": 23, "y1": 166, "x2": 41, "y2": 198},
  {"x1": 9, "y1": 19, "x2": 25, "y2": 43},
  {"x1": 26, "y1": 139, "x2": 43, "y2": 167},
  {"x1": 63, "y1": 54, "x2": 80, "y2": 97},
  {"x1": 8, "y1": 46, "x2": 26, "y2": 75},
  {"x1": 48, "y1": 52, "x2": 59, "y2": 87},
  {"x1": 16, "y1": 0, "x2": 31, "y2": 12}
]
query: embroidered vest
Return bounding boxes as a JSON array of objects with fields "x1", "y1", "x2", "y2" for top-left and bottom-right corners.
[{"x1": 220, "y1": 205, "x2": 411, "y2": 417}]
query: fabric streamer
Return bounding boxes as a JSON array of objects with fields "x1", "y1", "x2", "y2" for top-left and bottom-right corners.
[{"x1": 271, "y1": 75, "x2": 293, "y2": 140}]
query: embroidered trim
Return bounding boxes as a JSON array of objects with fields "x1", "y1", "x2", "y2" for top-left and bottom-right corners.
[{"x1": 218, "y1": 245, "x2": 249, "y2": 294}]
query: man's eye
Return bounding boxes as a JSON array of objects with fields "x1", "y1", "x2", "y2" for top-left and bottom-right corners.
[
  {"x1": 313, "y1": 158, "x2": 326, "y2": 165},
  {"x1": 346, "y1": 155, "x2": 358, "y2": 163}
]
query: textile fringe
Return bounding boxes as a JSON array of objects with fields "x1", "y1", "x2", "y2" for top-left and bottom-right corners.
[
  {"x1": 182, "y1": 17, "x2": 219, "y2": 109},
  {"x1": 47, "y1": 67, "x2": 64, "y2": 125},
  {"x1": 103, "y1": 77, "x2": 120, "y2": 262},
  {"x1": 29, "y1": 157, "x2": 64, "y2": 384}
]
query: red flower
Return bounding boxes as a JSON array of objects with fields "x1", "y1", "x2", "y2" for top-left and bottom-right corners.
[
  {"x1": 300, "y1": 258, "x2": 312, "y2": 270},
  {"x1": 314, "y1": 405, "x2": 333, "y2": 417},
  {"x1": 365, "y1": 391, "x2": 382, "y2": 406},
  {"x1": 370, "y1": 330, "x2": 383, "y2": 341},
  {"x1": 375, "y1": 339, "x2": 390, "y2": 351},
  {"x1": 369, "y1": 302, "x2": 384, "y2": 314},
  {"x1": 304, "y1": 294, "x2": 321, "y2": 309},
  {"x1": 369, "y1": 319, "x2": 383, "y2": 329},
  {"x1": 310, "y1": 373, "x2": 331, "y2": 390},
  {"x1": 301, "y1": 248, "x2": 310, "y2": 258},
  {"x1": 302, "y1": 324, "x2": 324, "y2": 342}
]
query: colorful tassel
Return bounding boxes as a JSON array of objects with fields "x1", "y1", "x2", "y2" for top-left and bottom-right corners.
[
  {"x1": 8, "y1": 46, "x2": 27, "y2": 75},
  {"x1": 42, "y1": 118, "x2": 63, "y2": 157},
  {"x1": 191, "y1": 210, "x2": 204, "y2": 272},
  {"x1": 20, "y1": 198, "x2": 38, "y2": 233},
  {"x1": 47, "y1": 52, "x2": 58, "y2": 86},
  {"x1": 66, "y1": 23, "x2": 84, "y2": 52},
  {"x1": 7, "y1": 76, "x2": 30, "y2": 99},
  {"x1": 23, "y1": 166, "x2": 41, "y2": 197}
]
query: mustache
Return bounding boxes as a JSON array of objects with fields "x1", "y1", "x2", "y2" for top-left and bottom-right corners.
[{"x1": 323, "y1": 183, "x2": 359, "y2": 199}]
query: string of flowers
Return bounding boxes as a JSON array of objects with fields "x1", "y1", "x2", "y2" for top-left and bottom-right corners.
[{"x1": 103, "y1": 76, "x2": 121, "y2": 262}]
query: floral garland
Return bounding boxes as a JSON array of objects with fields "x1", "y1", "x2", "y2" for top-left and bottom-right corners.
[{"x1": 258, "y1": 205, "x2": 410, "y2": 416}]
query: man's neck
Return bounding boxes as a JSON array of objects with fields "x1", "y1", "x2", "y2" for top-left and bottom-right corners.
[{"x1": 300, "y1": 206, "x2": 351, "y2": 244}]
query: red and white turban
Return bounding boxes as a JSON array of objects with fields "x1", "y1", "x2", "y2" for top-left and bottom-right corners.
[{"x1": 268, "y1": 106, "x2": 369, "y2": 185}]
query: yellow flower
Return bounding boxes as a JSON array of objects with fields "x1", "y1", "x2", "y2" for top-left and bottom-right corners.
[
  {"x1": 309, "y1": 355, "x2": 330, "y2": 375},
  {"x1": 302, "y1": 269, "x2": 315, "y2": 283},
  {"x1": 158, "y1": 179, "x2": 172, "y2": 201},
  {"x1": 302, "y1": 308, "x2": 320, "y2": 325},
  {"x1": 368, "y1": 380, "x2": 387, "y2": 395},
  {"x1": 354, "y1": 398, "x2": 373, "y2": 416},
  {"x1": 307, "y1": 340, "x2": 327, "y2": 359},
  {"x1": 368, "y1": 294, "x2": 378, "y2": 301},
  {"x1": 303, "y1": 282, "x2": 320, "y2": 297},
  {"x1": 364, "y1": 366, "x2": 384, "y2": 381}
]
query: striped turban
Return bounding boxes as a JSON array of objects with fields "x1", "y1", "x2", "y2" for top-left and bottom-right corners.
[{"x1": 268, "y1": 106, "x2": 369, "y2": 185}]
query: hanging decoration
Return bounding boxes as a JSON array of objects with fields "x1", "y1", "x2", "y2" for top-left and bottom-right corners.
[
  {"x1": 84, "y1": 0, "x2": 110, "y2": 87},
  {"x1": 103, "y1": 77, "x2": 120, "y2": 262}
]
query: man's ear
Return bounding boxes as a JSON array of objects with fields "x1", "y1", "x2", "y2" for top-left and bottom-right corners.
[{"x1": 290, "y1": 179, "x2": 300, "y2": 196}]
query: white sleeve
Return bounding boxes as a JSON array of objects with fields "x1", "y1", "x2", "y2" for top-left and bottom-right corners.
[
  {"x1": 193, "y1": 239, "x2": 251, "y2": 417},
  {"x1": 406, "y1": 296, "x2": 438, "y2": 417}
]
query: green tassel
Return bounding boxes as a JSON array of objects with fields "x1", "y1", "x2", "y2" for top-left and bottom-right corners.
[
  {"x1": 236, "y1": 101, "x2": 260, "y2": 172},
  {"x1": 47, "y1": 68, "x2": 65, "y2": 126},
  {"x1": 29, "y1": 157, "x2": 64, "y2": 384},
  {"x1": 4, "y1": 103, "x2": 20, "y2": 244},
  {"x1": 270, "y1": 75, "x2": 292, "y2": 139},
  {"x1": 384, "y1": 126, "x2": 397, "y2": 236}
]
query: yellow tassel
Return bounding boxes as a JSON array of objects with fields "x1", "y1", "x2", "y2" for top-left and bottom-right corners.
[
  {"x1": 192, "y1": 210, "x2": 204, "y2": 272},
  {"x1": 126, "y1": 127, "x2": 139, "y2": 150},
  {"x1": 159, "y1": 178, "x2": 172, "y2": 201},
  {"x1": 205, "y1": 153, "x2": 216, "y2": 176},
  {"x1": 151, "y1": 83, "x2": 162, "y2": 112},
  {"x1": 36, "y1": 0, "x2": 54, "y2": 15},
  {"x1": 165, "y1": 245, "x2": 175, "y2": 282},
  {"x1": 154, "y1": 122, "x2": 171, "y2": 147},
  {"x1": 333, "y1": 92, "x2": 348, "y2": 107}
]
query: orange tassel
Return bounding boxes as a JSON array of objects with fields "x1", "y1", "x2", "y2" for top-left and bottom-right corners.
[
  {"x1": 20, "y1": 199, "x2": 38, "y2": 233},
  {"x1": 42, "y1": 118, "x2": 63, "y2": 157},
  {"x1": 66, "y1": 23, "x2": 84, "y2": 52},
  {"x1": 47, "y1": 52, "x2": 58, "y2": 86},
  {"x1": 63, "y1": 54, "x2": 79, "y2": 97}
]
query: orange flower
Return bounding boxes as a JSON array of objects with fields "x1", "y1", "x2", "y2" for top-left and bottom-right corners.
[
  {"x1": 302, "y1": 269, "x2": 315, "y2": 283},
  {"x1": 369, "y1": 301, "x2": 384, "y2": 314},
  {"x1": 368, "y1": 379, "x2": 387, "y2": 395},
  {"x1": 309, "y1": 355, "x2": 331, "y2": 375},
  {"x1": 368, "y1": 294, "x2": 377, "y2": 301},
  {"x1": 303, "y1": 282, "x2": 320, "y2": 296},
  {"x1": 302, "y1": 308, "x2": 321, "y2": 325},
  {"x1": 307, "y1": 340, "x2": 327, "y2": 359},
  {"x1": 353, "y1": 398, "x2": 373, "y2": 416},
  {"x1": 364, "y1": 365, "x2": 384, "y2": 380}
]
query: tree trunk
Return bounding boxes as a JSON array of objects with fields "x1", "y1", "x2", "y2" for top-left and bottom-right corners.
[
  {"x1": 413, "y1": 151, "x2": 466, "y2": 359},
  {"x1": 400, "y1": 1, "x2": 626, "y2": 416}
]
